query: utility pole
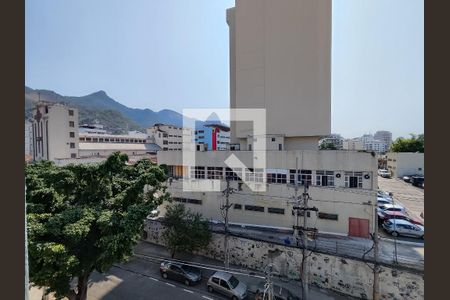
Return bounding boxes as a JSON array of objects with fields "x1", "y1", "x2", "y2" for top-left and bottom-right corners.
[
  {"x1": 373, "y1": 201, "x2": 380, "y2": 300},
  {"x1": 262, "y1": 263, "x2": 274, "y2": 300},
  {"x1": 221, "y1": 176, "x2": 235, "y2": 269}
]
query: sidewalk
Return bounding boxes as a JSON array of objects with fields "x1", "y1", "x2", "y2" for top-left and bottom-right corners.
[{"x1": 133, "y1": 241, "x2": 356, "y2": 300}]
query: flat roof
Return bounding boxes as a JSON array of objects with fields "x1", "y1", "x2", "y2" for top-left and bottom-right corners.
[{"x1": 79, "y1": 142, "x2": 161, "y2": 151}]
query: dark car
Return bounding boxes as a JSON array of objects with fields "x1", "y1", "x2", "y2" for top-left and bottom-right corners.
[
  {"x1": 252, "y1": 281, "x2": 300, "y2": 300},
  {"x1": 411, "y1": 176, "x2": 424, "y2": 187},
  {"x1": 160, "y1": 261, "x2": 202, "y2": 286}
]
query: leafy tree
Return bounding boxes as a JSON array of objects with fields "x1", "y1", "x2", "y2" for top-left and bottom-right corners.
[
  {"x1": 163, "y1": 203, "x2": 212, "y2": 258},
  {"x1": 26, "y1": 152, "x2": 169, "y2": 300},
  {"x1": 319, "y1": 141, "x2": 337, "y2": 150},
  {"x1": 390, "y1": 134, "x2": 424, "y2": 153}
]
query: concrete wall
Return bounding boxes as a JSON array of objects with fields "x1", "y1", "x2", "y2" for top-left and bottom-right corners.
[
  {"x1": 229, "y1": 0, "x2": 331, "y2": 140},
  {"x1": 387, "y1": 153, "x2": 424, "y2": 178},
  {"x1": 144, "y1": 222, "x2": 424, "y2": 300}
]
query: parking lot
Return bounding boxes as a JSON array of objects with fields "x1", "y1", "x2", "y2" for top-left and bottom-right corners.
[{"x1": 377, "y1": 176, "x2": 424, "y2": 243}]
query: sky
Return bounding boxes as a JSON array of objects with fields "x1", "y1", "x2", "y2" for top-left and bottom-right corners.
[{"x1": 25, "y1": 0, "x2": 423, "y2": 139}]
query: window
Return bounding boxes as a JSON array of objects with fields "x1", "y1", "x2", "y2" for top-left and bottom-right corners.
[
  {"x1": 268, "y1": 208, "x2": 285, "y2": 214},
  {"x1": 234, "y1": 204, "x2": 242, "y2": 210},
  {"x1": 278, "y1": 144, "x2": 282, "y2": 151},
  {"x1": 344, "y1": 171, "x2": 363, "y2": 188},
  {"x1": 245, "y1": 168, "x2": 264, "y2": 182},
  {"x1": 163, "y1": 140, "x2": 168, "y2": 145},
  {"x1": 318, "y1": 212, "x2": 338, "y2": 220},
  {"x1": 68, "y1": 109, "x2": 74, "y2": 116},
  {"x1": 220, "y1": 280, "x2": 230, "y2": 290},
  {"x1": 187, "y1": 198, "x2": 202, "y2": 205},
  {"x1": 225, "y1": 168, "x2": 242, "y2": 181},
  {"x1": 248, "y1": 144, "x2": 252, "y2": 151},
  {"x1": 70, "y1": 143, "x2": 75, "y2": 149},
  {"x1": 163, "y1": 147, "x2": 168, "y2": 151},
  {"x1": 245, "y1": 205, "x2": 264, "y2": 212},
  {"x1": 316, "y1": 170, "x2": 334, "y2": 187},
  {"x1": 267, "y1": 169, "x2": 287, "y2": 184},
  {"x1": 191, "y1": 166, "x2": 205, "y2": 179},
  {"x1": 69, "y1": 132, "x2": 75, "y2": 138},
  {"x1": 70, "y1": 153, "x2": 76, "y2": 158},
  {"x1": 212, "y1": 277, "x2": 220, "y2": 284},
  {"x1": 272, "y1": 137, "x2": 276, "y2": 142},
  {"x1": 207, "y1": 167, "x2": 223, "y2": 179},
  {"x1": 69, "y1": 121, "x2": 75, "y2": 127},
  {"x1": 299, "y1": 170, "x2": 312, "y2": 186}
]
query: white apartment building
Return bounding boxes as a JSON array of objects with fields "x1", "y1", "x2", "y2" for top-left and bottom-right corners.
[
  {"x1": 25, "y1": 120, "x2": 33, "y2": 158},
  {"x1": 342, "y1": 139, "x2": 364, "y2": 151},
  {"x1": 226, "y1": 0, "x2": 331, "y2": 151},
  {"x1": 374, "y1": 131, "x2": 393, "y2": 148},
  {"x1": 387, "y1": 152, "x2": 424, "y2": 178},
  {"x1": 147, "y1": 124, "x2": 193, "y2": 151},
  {"x1": 319, "y1": 134, "x2": 344, "y2": 150},
  {"x1": 31, "y1": 103, "x2": 79, "y2": 161}
]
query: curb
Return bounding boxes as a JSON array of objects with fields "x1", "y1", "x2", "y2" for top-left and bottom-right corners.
[{"x1": 380, "y1": 237, "x2": 424, "y2": 247}]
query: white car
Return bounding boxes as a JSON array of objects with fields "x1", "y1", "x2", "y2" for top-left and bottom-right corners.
[
  {"x1": 377, "y1": 197, "x2": 393, "y2": 207},
  {"x1": 378, "y1": 203, "x2": 406, "y2": 214},
  {"x1": 377, "y1": 169, "x2": 391, "y2": 178}
]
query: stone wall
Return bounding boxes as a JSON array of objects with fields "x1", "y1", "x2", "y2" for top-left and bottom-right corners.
[{"x1": 143, "y1": 221, "x2": 424, "y2": 300}]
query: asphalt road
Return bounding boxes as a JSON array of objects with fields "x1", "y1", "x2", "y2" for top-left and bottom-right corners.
[{"x1": 86, "y1": 253, "x2": 350, "y2": 300}]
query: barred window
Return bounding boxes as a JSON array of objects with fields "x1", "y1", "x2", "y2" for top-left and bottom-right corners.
[
  {"x1": 190, "y1": 166, "x2": 205, "y2": 179},
  {"x1": 245, "y1": 168, "x2": 265, "y2": 182},
  {"x1": 318, "y1": 212, "x2": 338, "y2": 220},
  {"x1": 207, "y1": 167, "x2": 223, "y2": 180},
  {"x1": 234, "y1": 204, "x2": 242, "y2": 210},
  {"x1": 267, "y1": 169, "x2": 287, "y2": 184},
  {"x1": 225, "y1": 168, "x2": 242, "y2": 181}
]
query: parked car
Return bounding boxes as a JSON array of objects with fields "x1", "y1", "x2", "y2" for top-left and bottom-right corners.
[
  {"x1": 378, "y1": 211, "x2": 423, "y2": 226},
  {"x1": 411, "y1": 176, "x2": 424, "y2": 187},
  {"x1": 252, "y1": 281, "x2": 300, "y2": 300},
  {"x1": 382, "y1": 219, "x2": 424, "y2": 239},
  {"x1": 377, "y1": 197, "x2": 393, "y2": 207},
  {"x1": 378, "y1": 203, "x2": 405, "y2": 214},
  {"x1": 377, "y1": 169, "x2": 391, "y2": 178},
  {"x1": 377, "y1": 190, "x2": 392, "y2": 201},
  {"x1": 160, "y1": 261, "x2": 202, "y2": 286},
  {"x1": 207, "y1": 271, "x2": 248, "y2": 300}
]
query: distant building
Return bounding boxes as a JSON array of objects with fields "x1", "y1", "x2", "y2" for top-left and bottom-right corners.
[
  {"x1": 25, "y1": 119, "x2": 33, "y2": 157},
  {"x1": 195, "y1": 123, "x2": 230, "y2": 151},
  {"x1": 354, "y1": 134, "x2": 388, "y2": 153},
  {"x1": 319, "y1": 134, "x2": 343, "y2": 150},
  {"x1": 147, "y1": 124, "x2": 193, "y2": 151},
  {"x1": 343, "y1": 139, "x2": 364, "y2": 151},
  {"x1": 79, "y1": 123, "x2": 107, "y2": 135},
  {"x1": 31, "y1": 103, "x2": 79, "y2": 161},
  {"x1": 374, "y1": 131, "x2": 393, "y2": 148},
  {"x1": 387, "y1": 152, "x2": 424, "y2": 178}
]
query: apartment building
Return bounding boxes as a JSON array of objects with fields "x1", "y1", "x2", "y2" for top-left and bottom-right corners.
[
  {"x1": 147, "y1": 123, "x2": 193, "y2": 151},
  {"x1": 374, "y1": 130, "x2": 393, "y2": 148},
  {"x1": 343, "y1": 139, "x2": 364, "y2": 151},
  {"x1": 319, "y1": 134, "x2": 344, "y2": 150},
  {"x1": 25, "y1": 119, "x2": 33, "y2": 157},
  {"x1": 226, "y1": 0, "x2": 331, "y2": 151},
  {"x1": 31, "y1": 103, "x2": 79, "y2": 161},
  {"x1": 195, "y1": 123, "x2": 230, "y2": 151}
]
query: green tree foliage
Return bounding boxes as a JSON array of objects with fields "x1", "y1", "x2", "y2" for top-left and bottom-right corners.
[
  {"x1": 163, "y1": 203, "x2": 212, "y2": 258},
  {"x1": 319, "y1": 141, "x2": 337, "y2": 150},
  {"x1": 390, "y1": 134, "x2": 424, "y2": 153},
  {"x1": 26, "y1": 153, "x2": 169, "y2": 300}
]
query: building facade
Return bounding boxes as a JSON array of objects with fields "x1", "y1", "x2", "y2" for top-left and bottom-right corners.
[
  {"x1": 25, "y1": 120, "x2": 33, "y2": 158},
  {"x1": 319, "y1": 134, "x2": 344, "y2": 150},
  {"x1": 227, "y1": 0, "x2": 332, "y2": 150},
  {"x1": 387, "y1": 152, "x2": 424, "y2": 178},
  {"x1": 374, "y1": 131, "x2": 393, "y2": 148},
  {"x1": 147, "y1": 124, "x2": 193, "y2": 151},
  {"x1": 342, "y1": 139, "x2": 364, "y2": 151},
  {"x1": 195, "y1": 123, "x2": 230, "y2": 151},
  {"x1": 31, "y1": 103, "x2": 79, "y2": 161},
  {"x1": 158, "y1": 150, "x2": 378, "y2": 237}
]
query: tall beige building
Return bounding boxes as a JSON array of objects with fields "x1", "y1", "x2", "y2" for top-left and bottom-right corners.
[
  {"x1": 147, "y1": 124, "x2": 193, "y2": 151},
  {"x1": 31, "y1": 103, "x2": 79, "y2": 161},
  {"x1": 227, "y1": 0, "x2": 332, "y2": 150}
]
